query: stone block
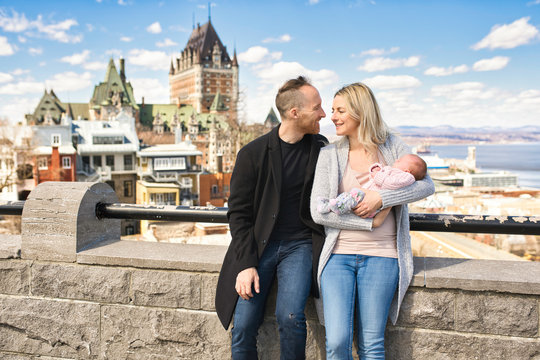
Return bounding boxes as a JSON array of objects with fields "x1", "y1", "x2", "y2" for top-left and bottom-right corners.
[
  {"x1": 0, "y1": 353, "x2": 68, "y2": 359},
  {"x1": 424, "y1": 257, "x2": 540, "y2": 295},
  {"x1": 0, "y1": 260, "x2": 29, "y2": 295},
  {"x1": 455, "y1": 292, "x2": 538, "y2": 337},
  {"x1": 131, "y1": 269, "x2": 201, "y2": 309},
  {"x1": 201, "y1": 273, "x2": 218, "y2": 311},
  {"x1": 22, "y1": 182, "x2": 120, "y2": 262},
  {"x1": 0, "y1": 234, "x2": 21, "y2": 259},
  {"x1": 386, "y1": 327, "x2": 540, "y2": 360},
  {"x1": 78, "y1": 240, "x2": 225, "y2": 272},
  {"x1": 31, "y1": 263, "x2": 130, "y2": 304},
  {"x1": 100, "y1": 305, "x2": 231, "y2": 359},
  {"x1": 0, "y1": 295, "x2": 100, "y2": 358},
  {"x1": 395, "y1": 289, "x2": 454, "y2": 330}
]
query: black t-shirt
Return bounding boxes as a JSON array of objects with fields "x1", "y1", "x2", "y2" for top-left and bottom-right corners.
[{"x1": 270, "y1": 136, "x2": 312, "y2": 241}]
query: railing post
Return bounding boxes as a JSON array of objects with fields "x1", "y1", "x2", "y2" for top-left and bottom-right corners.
[{"x1": 21, "y1": 182, "x2": 121, "y2": 262}]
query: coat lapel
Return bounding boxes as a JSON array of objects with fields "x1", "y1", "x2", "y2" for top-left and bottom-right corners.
[{"x1": 269, "y1": 125, "x2": 282, "y2": 195}]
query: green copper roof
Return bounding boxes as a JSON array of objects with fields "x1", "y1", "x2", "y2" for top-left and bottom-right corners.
[
  {"x1": 32, "y1": 90, "x2": 65, "y2": 124},
  {"x1": 90, "y1": 58, "x2": 138, "y2": 110},
  {"x1": 264, "y1": 107, "x2": 280, "y2": 126},
  {"x1": 209, "y1": 91, "x2": 228, "y2": 112}
]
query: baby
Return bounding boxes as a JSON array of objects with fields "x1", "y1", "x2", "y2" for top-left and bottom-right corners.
[{"x1": 317, "y1": 153, "x2": 427, "y2": 215}]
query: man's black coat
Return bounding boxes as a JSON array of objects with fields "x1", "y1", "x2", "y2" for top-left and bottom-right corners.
[{"x1": 215, "y1": 125, "x2": 327, "y2": 329}]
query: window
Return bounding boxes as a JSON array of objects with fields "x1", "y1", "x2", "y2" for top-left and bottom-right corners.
[
  {"x1": 62, "y1": 157, "x2": 71, "y2": 169},
  {"x1": 125, "y1": 225, "x2": 135, "y2": 235},
  {"x1": 181, "y1": 177, "x2": 193, "y2": 187},
  {"x1": 93, "y1": 136, "x2": 123, "y2": 144},
  {"x1": 93, "y1": 155, "x2": 102, "y2": 167},
  {"x1": 38, "y1": 157, "x2": 48, "y2": 170},
  {"x1": 150, "y1": 192, "x2": 176, "y2": 205},
  {"x1": 154, "y1": 158, "x2": 169, "y2": 170},
  {"x1": 51, "y1": 134, "x2": 61, "y2": 146},
  {"x1": 212, "y1": 185, "x2": 218, "y2": 194},
  {"x1": 124, "y1": 155, "x2": 133, "y2": 171},
  {"x1": 106, "y1": 155, "x2": 115, "y2": 171},
  {"x1": 170, "y1": 157, "x2": 186, "y2": 170},
  {"x1": 124, "y1": 180, "x2": 133, "y2": 197},
  {"x1": 105, "y1": 180, "x2": 115, "y2": 191}
]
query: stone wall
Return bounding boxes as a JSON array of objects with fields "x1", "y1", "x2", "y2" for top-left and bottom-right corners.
[{"x1": 0, "y1": 182, "x2": 539, "y2": 359}]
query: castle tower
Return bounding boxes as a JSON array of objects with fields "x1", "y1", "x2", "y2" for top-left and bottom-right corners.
[{"x1": 169, "y1": 20, "x2": 239, "y2": 128}]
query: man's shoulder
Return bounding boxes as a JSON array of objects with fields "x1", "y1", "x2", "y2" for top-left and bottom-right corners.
[{"x1": 313, "y1": 133, "x2": 329, "y2": 148}]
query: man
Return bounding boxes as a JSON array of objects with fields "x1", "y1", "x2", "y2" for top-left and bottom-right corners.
[{"x1": 215, "y1": 76, "x2": 327, "y2": 359}]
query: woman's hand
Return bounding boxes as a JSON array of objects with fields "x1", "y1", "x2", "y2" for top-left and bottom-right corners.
[{"x1": 353, "y1": 189, "x2": 382, "y2": 218}]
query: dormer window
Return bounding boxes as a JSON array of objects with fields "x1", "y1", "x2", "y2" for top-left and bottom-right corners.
[{"x1": 51, "y1": 134, "x2": 61, "y2": 146}]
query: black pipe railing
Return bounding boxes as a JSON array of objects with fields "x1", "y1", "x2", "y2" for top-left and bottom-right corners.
[{"x1": 1, "y1": 201, "x2": 539, "y2": 235}]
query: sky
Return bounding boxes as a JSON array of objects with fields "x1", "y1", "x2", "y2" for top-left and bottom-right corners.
[{"x1": 0, "y1": 0, "x2": 539, "y2": 135}]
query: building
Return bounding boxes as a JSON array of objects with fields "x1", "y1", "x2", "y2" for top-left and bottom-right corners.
[
  {"x1": 136, "y1": 134, "x2": 203, "y2": 234},
  {"x1": 0, "y1": 122, "x2": 33, "y2": 201},
  {"x1": 32, "y1": 117, "x2": 77, "y2": 185},
  {"x1": 73, "y1": 110, "x2": 138, "y2": 235},
  {"x1": 199, "y1": 172, "x2": 231, "y2": 207},
  {"x1": 169, "y1": 19, "x2": 239, "y2": 124}
]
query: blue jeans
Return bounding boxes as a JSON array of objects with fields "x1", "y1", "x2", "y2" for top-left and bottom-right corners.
[
  {"x1": 321, "y1": 254, "x2": 399, "y2": 360},
  {"x1": 231, "y1": 238, "x2": 313, "y2": 360}
]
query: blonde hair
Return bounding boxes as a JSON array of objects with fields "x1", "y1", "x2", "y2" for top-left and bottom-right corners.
[{"x1": 335, "y1": 82, "x2": 390, "y2": 152}]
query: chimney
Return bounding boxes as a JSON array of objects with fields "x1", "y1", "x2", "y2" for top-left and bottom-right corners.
[
  {"x1": 120, "y1": 58, "x2": 126, "y2": 83},
  {"x1": 141, "y1": 97, "x2": 145, "y2": 108}
]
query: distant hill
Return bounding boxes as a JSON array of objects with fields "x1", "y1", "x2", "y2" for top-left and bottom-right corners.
[{"x1": 394, "y1": 125, "x2": 540, "y2": 144}]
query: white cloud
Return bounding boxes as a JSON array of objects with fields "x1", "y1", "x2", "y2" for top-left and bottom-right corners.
[
  {"x1": 0, "y1": 80, "x2": 44, "y2": 95},
  {"x1": 0, "y1": 96, "x2": 40, "y2": 123},
  {"x1": 0, "y1": 10, "x2": 82, "y2": 43},
  {"x1": 32, "y1": 15, "x2": 82, "y2": 43},
  {"x1": 127, "y1": 49, "x2": 169, "y2": 71},
  {"x1": 362, "y1": 75, "x2": 421, "y2": 90},
  {"x1": 120, "y1": 36, "x2": 133, "y2": 42},
  {"x1": 309, "y1": 0, "x2": 320, "y2": 4},
  {"x1": 472, "y1": 17, "x2": 540, "y2": 50},
  {"x1": 83, "y1": 61, "x2": 108, "y2": 71},
  {"x1": 0, "y1": 72, "x2": 13, "y2": 83},
  {"x1": 61, "y1": 50, "x2": 90, "y2": 65},
  {"x1": 86, "y1": 23, "x2": 94, "y2": 32},
  {"x1": 156, "y1": 38, "x2": 178, "y2": 48},
  {"x1": 47, "y1": 71, "x2": 93, "y2": 92},
  {"x1": 424, "y1": 64, "x2": 469, "y2": 77},
  {"x1": 527, "y1": 0, "x2": 540, "y2": 4},
  {"x1": 430, "y1": 82, "x2": 500, "y2": 102},
  {"x1": 0, "y1": 10, "x2": 31, "y2": 32},
  {"x1": 118, "y1": 0, "x2": 128, "y2": 5},
  {"x1": 0, "y1": 36, "x2": 15, "y2": 56},
  {"x1": 472, "y1": 56, "x2": 510, "y2": 71},
  {"x1": 357, "y1": 56, "x2": 420, "y2": 72},
  {"x1": 262, "y1": 34, "x2": 292, "y2": 43},
  {"x1": 28, "y1": 47, "x2": 42, "y2": 56},
  {"x1": 146, "y1": 21, "x2": 162, "y2": 34},
  {"x1": 352, "y1": 47, "x2": 399, "y2": 58},
  {"x1": 238, "y1": 46, "x2": 282, "y2": 64},
  {"x1": 17, "y1": 35, "x2": 26, "y2": 43},
  {"x1": 11, "y1": 69, "x2": 29, "y2": 76},
  {"x1": 131, "y1": 78, "x2": 169, "y2": 103},
  {"x1": 106, "y1": 49, "x2": 123, "y2": 58},
  {"x1": 256, "y1": 61, "x2": 339, "y2": 88}
]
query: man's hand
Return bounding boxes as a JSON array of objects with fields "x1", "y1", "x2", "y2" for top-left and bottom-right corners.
[
  {"x1": 353, "y1": 189, "x2": 382, "y2": 218},
  {"x1": 235, "y1": 267, "x2": 260, "y2": 300}
]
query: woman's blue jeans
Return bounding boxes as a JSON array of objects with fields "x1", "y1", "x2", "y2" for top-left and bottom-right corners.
[
  {"x1": 231, "y1": 238, "x2": 313, "y2": 360},
  {"x1": 321, "y1": 254, "x2": 399, "y2": 360}
]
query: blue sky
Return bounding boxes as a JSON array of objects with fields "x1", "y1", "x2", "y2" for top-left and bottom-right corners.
[{"x1": 0, "y1": 0, "x2": 539, "y2": 134}]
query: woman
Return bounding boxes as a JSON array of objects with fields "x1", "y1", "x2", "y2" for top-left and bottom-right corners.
[{"x1": 310, "y1": 83, "x2": 435, "y2": 359}]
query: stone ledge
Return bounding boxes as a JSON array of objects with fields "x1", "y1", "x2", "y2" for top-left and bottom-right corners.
[
  {"x1": 0, "y1": 235, "x2": 21, "y2": 259},
  {"x1": 420, "y1": 257, "x2": 540, "y2": 295},
  {"x1": 77, "y1": 239, "x2": 226, "y2": 272}
]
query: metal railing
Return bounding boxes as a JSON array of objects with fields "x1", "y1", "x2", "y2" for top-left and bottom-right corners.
[{"x1": 1, "y1": 201, "x2": 539, "y2": 235}]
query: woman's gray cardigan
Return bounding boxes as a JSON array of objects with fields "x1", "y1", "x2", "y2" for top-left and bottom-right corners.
[{"x1": 310, "y1": 135, "x2": 435, "y2": 325}]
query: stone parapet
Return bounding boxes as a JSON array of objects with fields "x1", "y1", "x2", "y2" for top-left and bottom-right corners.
[{"x1": 0, "y1": 181, "x2": 538, "y2": 359}]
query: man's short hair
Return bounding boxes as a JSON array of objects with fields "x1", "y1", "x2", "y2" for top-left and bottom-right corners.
[{"x1": 275, "y1": 76, "x2": 312, "y2": 118}]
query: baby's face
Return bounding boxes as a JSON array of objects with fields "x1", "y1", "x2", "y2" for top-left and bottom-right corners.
[{"x1": 393, "y1": 157, "x2": 414, "y2": 173}]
